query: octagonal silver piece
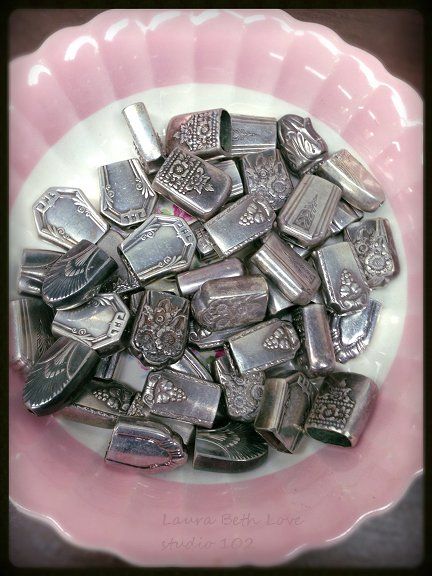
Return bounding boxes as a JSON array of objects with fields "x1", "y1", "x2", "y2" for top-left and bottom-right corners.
[
  {"x1": 122, "y1": 102, "x2": 164, "y2": 174},
  {"x1": 209, "y1": 158, "x2": 244, "y2": 201},
  {"x1": 177, "y1": 257, "x2": 244, "y2": 298},
  {"x1": 17, "y1": 249, "x2": 62, "y2": 297},
  {"x1": 229, "y1": 113, "x2": 277, "y2": 156}
]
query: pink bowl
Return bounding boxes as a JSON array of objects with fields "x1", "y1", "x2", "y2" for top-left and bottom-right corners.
[{"x1": 9, "y1": 9, "x2": 422, "y2": 567}]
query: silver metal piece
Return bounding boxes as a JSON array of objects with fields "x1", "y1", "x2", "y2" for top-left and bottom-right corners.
[
  {"x1": 94, "y1": 351, "x2": 121, "y2": 381},
  {"x1": 129, "y1": 290, "x2": 189, "y2": 367},
  {"x1": 305, "y1": 372, "x2": 378, "y2": 447},
  {"x1": 193, "y1": 421, "x2": 268, "y2": 472},
  {"x1": 254, "y1": 372, "x2": 318, "y2": 453},
  {"x1": 239, "y1": 149, "x2": 294, "y2": 210},
  {"x1": 177, "y1": 257, "x2": 244, "y2": 298},
  {"x1": 106, "y1": 417, "x2": 187, "y2": 473},
  {"x1": 277, "y1": 114, "x2": 328, "y2": 175},
  {"x1": 344, "y1": 217, "x2": 399, "y2": 288},
  {"x1": 250, "y1": 232, "x2": 321, "y2": 305},
  {"x1": 17, "y1": 249, "x2": 62, "y2": 297},
  {"x1": 248, "y1": 262, "x2": 294, "y2": 316},
  {"x1": 275, "y1": 236, "x2": 313, "y2": 259},
  {"x1": 188, "y1": 320, "x2": 246, "y2": 350},
  {"x1": 165, "y1": 108, "x2": 231, "y2": 159},
  {"x1": 330, "y1": 299, "x2": 382, "y2": 363},
  {"x1": 329, "y1": 200, "x2": 363, "y2": 235},
  {"x1": 23, "y1": 337, "x2": 99, "y2": 415},
  {"x1": 122, "y1": 102, "x2": 164, "y2": 174},
  {"x1": 312, "y1": 241, "x2": 370, "y2": 315},
  {"x1": 209, "y1": 158, "x2": 244, "y2": 201},
  {"x1": 9, "y1": 298, "x2": 55, "y2": 372},
  {"x1": 316, "y1": 149, "x2": 385, "y2": 212},
  {"x1": 142, "y1": 369, "x2": 221, "y2": 428},
  {"x1": 190, "y1": 221, "x2": 218, "y2": 262},
  {"x1": 128, "y1": 290, "x2": 145, "y2": 316},
  {"x1": 97, "y1": 229, "x2": 141, "y2": 295},
  {"x1": 228, "y1": 318, "x2": 300, "y2": 373},
  {"x1": 204, "y1": 194, "x2": 276, "y2": 258},
  {"x1": 229, "y1": 113, "x2": 277, "y2": 156},
  {"x1": 33, "y1": 187, "x2": 109, "y2": 249},
  {"x1": 170, "y1": 348, "x2": 213, "y2": 381},
  {"x1": 191, "y1": 275, "x2": 268, "y2": 331},
  {"x1": 291, "y1": 304, "x2": 335, "y2": 376},
  {"x1": 277, "y1": 174, "x2": 341, "y2": 247},
  {"x1": 41, "y1": 240, "x2": 117, "y2": 310},
  {"x1": 265, "y1": 359, "x2": 297, "y2": 378}
]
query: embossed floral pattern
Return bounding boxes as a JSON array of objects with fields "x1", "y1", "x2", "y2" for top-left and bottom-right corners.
[
  {"x1": 307, "y1": 382, "x2": 355, "y2": 429},
  {"x1": 243, "y1": 152, "x2": 292, "y2": 209},
  {"x1": 200, "y1": 294, "x2": 264, "y2": 330},
  {"x1": 263, "y1": 325, "x2": 299, "y2": 351},
  {"x1": 293, "y1": 194, "x2": 318, "y2": 231},
  {"x1": 239, "y1": 199, "x2": 271, "y2": 226},
  {"x1": 93, "y1": 386, "x2": 133, "y2": 413},
  {"x1": 339, "y1": 269, "x2": 368, "y2": 309},
  {"x1": 173, "y1": 110, "x2": 219, "y2": 151}
]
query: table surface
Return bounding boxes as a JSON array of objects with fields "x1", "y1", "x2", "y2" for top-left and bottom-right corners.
[{"x1": 9, "y1": 8, "x2": 423, "y2": 569}]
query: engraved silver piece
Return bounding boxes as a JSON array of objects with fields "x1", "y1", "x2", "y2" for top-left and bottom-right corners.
[
  {"x1": 210, "y1": 158, "x2": 244, "y2": 201},
  {"x1": 250, "y1": 232, "x2": 321, "y2": 305},
  {"x1": 41, "y1": 240, "x2": 117, "y2": 310},
  {"x1": 229, "y1": 113, "x2": 277, "y2": 156},
  {"x1": 277, "y1": 174, "x2": 341, "y2": 247},
  {"x1": 142, "y1": 369, "x2": 221, "y2": 428},
  {"x1": 315, "y1": 149, "x2": 385, "y2": 212},
  {"x1": 330, "y1": 299, "x2": 382, "y2": 363},
  {"x1": 165, "y1": 108, "x2": 231, "y2": 159},
  {"x1": 129, "y1": 290, "x2": 189, "y2": 367},
  {"x1": 170, "y1": 348, "x2": 213, "y2": 381},
  {"x1": 122, "y1": 102, "x2": 164, "y2": 174},
  {"x1": 254, "y1": 372, "x2": 318, "y2": 453},
  {"x1": 312, "y1": 241, "x2": 370, "y2": 315},
  {"x1": 177, "y1": 257, "x2": 244, "y2": 298},
  {"x1": 344, "y1": 217, "x2": 399, "y2": 287},
  {"x1": 99, "y1": 158, "x2": 157, "y2": 228},
  {"x1": 33, "y1": 187, "x2": 109, "y2": 249},
  {"x1": 193, "y1": 421, "x2": 268, "y2": 472},
  {"x1": 329, "y1": 200, "x2": 363, "y2": 235},
  {"x1": 188, "y1": 320, "x2": 245, "y2": 350},
  {"x1": 17, "y1": 249, "x2": 62, "y2": 297},
  {"x1": 239, "y1": 149, "x2": 294, "y2": 210},
  {"x1": 23, "y1": 337, "x2": 99, "y2": 415},
  {"x1": 190, "y1": 221, "x2": 218, "y2": 262},
  {"x1": 228, "y1": 318, "x2": 300, "y2": 373},
  {"x1": 204, "y1": 194, "x2": 276, "y2": 258},
  {"x1": 97, "y1": 229, "x2": 141, "y2": 295},
  {"x1": 94, "y1": 351, "x2": 121, "y2": 381},
  {"x1": 305, "y1": 372, "x2": 378, "y2": 447},
  {"x1": 9, "y1": 298, "x2": 55, "y2": 372},
  {"x1": 119, "y1": 214, "x2": 196, "y2": 285},
  {"x1": 277, "y1": 114, "x2": 328, "y2": 175},
  {"x1": 248, "y1": 262, "x2": 294, "y2": 316}
]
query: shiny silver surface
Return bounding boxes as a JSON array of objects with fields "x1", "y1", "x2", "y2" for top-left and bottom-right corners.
[
  {"x1": 94, "y1": 351, "x2": 121, "y2": 381},
  {"x1": 229, "y1": 113, "x2": 277, "y2": 156},
  {"x1": 17, "y1": 249, "x2": 62, "y2": 297},
  {"x1": 122, "y1": 102, "x2": 164, "y2": 174},
  {"x1": 97, "y1": 229, "x2": 141, "y2": 295},
  {"x1": 209, "y1": 158, "x2": 244, "y2": 201},
  {"x1": 265, "y1": 358, "x2": 297, "y2": 378},
  {"x1": 188, "y1": 320, "x2": 246, "y2": 350},
  {"x1": 128, "y1": 290, "x2": 144, "y2": 316},
  {"x1": 248, "y1": 262, "x2": 294, "y2": 316},
  {"x1": 170, "y1": 348, "x2": 213, "y2": 382},
  {"x1": 329, "y1": 200, "x2": 363, "y2": 235},
  {"x1": 190, "y1": 221, "x2": 218, "y2": 262},
  {"x1": 177, "y1": 257, "x2": 244, "y2": 298}
]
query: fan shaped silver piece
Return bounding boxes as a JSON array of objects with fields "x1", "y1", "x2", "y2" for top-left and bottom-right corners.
[
  {"x1": 229, "y1": 113, "x2": 277, "y2": 157},
  {"x1": 188, "y1": 320, "x2": 246, "y2": 350},
  {"x1": 255, "y1": 372, "x2": 318, "y2": 453},
  {"x1": 41, "y1": 240, "x2": 117, "y2": 310},
  {"x1": 239, "y1": 149, "x2": 294, "y2": 210},
  {"x1": 191, "y1": 275, "x2": 268, "y2": 331},
  {"x1": 312, "y1": 241, "x2": 370, "y2": 315},
  {"x1": 23, "y1": 337, "x2": 99, "y2": 415},
  {"x1": 204, "y1": 194, "x2": 276, "y2": 258},
  {"x1": 33, "y1": 187, "x2": 109, "y2": 249},
  {"x1": 305, "y1": 372, "x2": 378, "y2": 447},
  {"x1": 119, "y1": 214, "x2": 196, "y2": 285},
  {"x1": 105, "y1": 417, "x2": 187, "y2": 473},
  {"x1": 344, "y1": 217, "x2": 399, "y2": 288},
  {"x1": 277, "y1": 114, "x2": 328, "y2": 175},
  {"x1": 165, "y1": 108, "x2": 231, "y2": 159},
  {"x1": 142, "y1": 369, "x2": 221, "y2": 428},
  {"x1": 177, "y1": 257, "x2": 245, "y2": 298},
  {"x1": 193, "y1": 421, "x2": 268, "y2": 472},
  {"x1": 190, "y1": 221, "x2": 218, "y2": 262},
  {"x1": 329, "y1": 200, "x2": 363, "y2": 235},
  {"x1": 122, "y1": 102, "x2": 165, "y2": 174},
  {"x1": 129, "y1": 290, "x2": 190, "y2": 367},
  {"x1": 170, "y1": 348, "x2": 213, "y2": 382},
  {"x1": 94, "y1": 351, "x2": 121, "y2": 382},
  {"x1": 209, "y1": 158, "x2": 244, "y2": 201},
  {"x1": 97, "y1": 229, "x2": 141, "y2": 295},
  {"x1": 17, "y1": 249, "x2": 62, "y2": 297},
  {"x1": 9, "y1": 298, "x2": 55, "y2": 372},
  {"x1": 228, "y1": 318, "x2": 300, "y2": 373},
  {"x1": 315, "y1": 149, "x2": 385, "y2": 212},
  {"x1": 330, "y1": 299, "x2": 382, "y2": 363}
]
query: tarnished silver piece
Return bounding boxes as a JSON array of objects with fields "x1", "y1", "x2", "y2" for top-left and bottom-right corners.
[
  {"x1": 312, "y1": 242, "x2": 370, "y2": 315},
  {"x1": 239, "y1": 149, "x2": 294, "y2": 210},
  {"x1": 23, "y1": 337, "x2": 99, "y2": 415},
  {"x1": 170, "y1": 348, "x2": 213, "y2": 382},
  {"x1": 106, "y1": 417, "x2": 187, "y2": 473},
  {"x1": 99, "y1": 158, "x2": 157, "y2": 228},
  {"x1": 291, "y1": 304, "x2": 335, "y2": 376},
  {"x1": 277, "y1": 174, "x2": 341, "y2": 247},
  {"x1": 42, "y1": 240, "x2": 117, "y2": 310},
  {"x1": 193, "y1": 421, "x2": 268, "y2": 472},
  {"x1": 52, "y1": 294, "x2": 130, "y2": 356},
  {"x1": 94, "y1": 351, "x2": 121, "y2": 381},
  {"x1": 142, "y1": 369, "x2": 221, "y2": 428},
  {"x1": 344, "y1": 217, "x2": 399, "y2": 288},
  {"x1": 250, "y1": 232, "x2": 321, "y2": 305},
  {"x1": 214, "y1": 352, "x2": 265, "y2": 422},
  {"x1": 330, "y1": 299, "x2": 382, "y2": 363},
  {"x1": 190, "y1": 221, "x2": 218, "y2": 262},
  {"x1": 329, "y1": 200, "x2": 363, "y2": 235},
  {"x1": 33, "y1": 187, "x2": 109, "y2": 249},
  {"x1": 191, "y1": 275, "x2": 268, "y2": 331},
  {"x1": 204, "y1": 194, "x2": 276, "y2": 258},
  {"x1": 228, "y1": 318, "x2": 300, "y2": 373},
  {"x1": 9, "y1": 298, "x2": 55, "y2": 372},
  {"x1": 128, "y1": 290, "x2": 145, "y2": 316},
  {"x1": 122, "y1": 102, "x2": 165, "y2": 174},
  {"x1": 165, "y1": 108, "x2": 231, "y2": 159},
  {"x1": 254, "y1": 372, "x2": 318, "y2": 453},
  {"x1": 119, "y1": 214, "x2": 196, "y2": 285},
  {"x1": 277, "y1": 114, "x2": 328, "y2": 175},
  {"x1": 177, "y1": 257, "x2": 244, "y2": 298},
  {"x1": 315, "y1": 149, "x2": 385, "y2": 212},
  {"x1": 209, "y1": 158, "x2": 244, "y2": 201},
  {"x1": 97, "y1": 229, "x2": 141, "y2": 295},
  {"x1": 188, "y1": 320, "x2": 246, "y2": 350},
  {"x1": 129, "y1": 290, "x2": 189, "y2": 367},
  {"x1": 265, "y1": 359, "x2": 297, "y2": 378},
  {"x1": 305, "y1": 372, "x2": 378, "y2": 447},
  {"x1": 17, "y1": 249, "x2": 62, "y2": 297},
  {"x1": 229, "y1": 113, "x2": 277, "y2": 156},
  {"x1": 248, "y1": 262, "x2": 294, "y2": 316}
]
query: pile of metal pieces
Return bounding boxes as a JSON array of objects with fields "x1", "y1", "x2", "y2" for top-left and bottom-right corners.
[{"x1": 10, "y1": 104, "x2": 399, "y2": 474}]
